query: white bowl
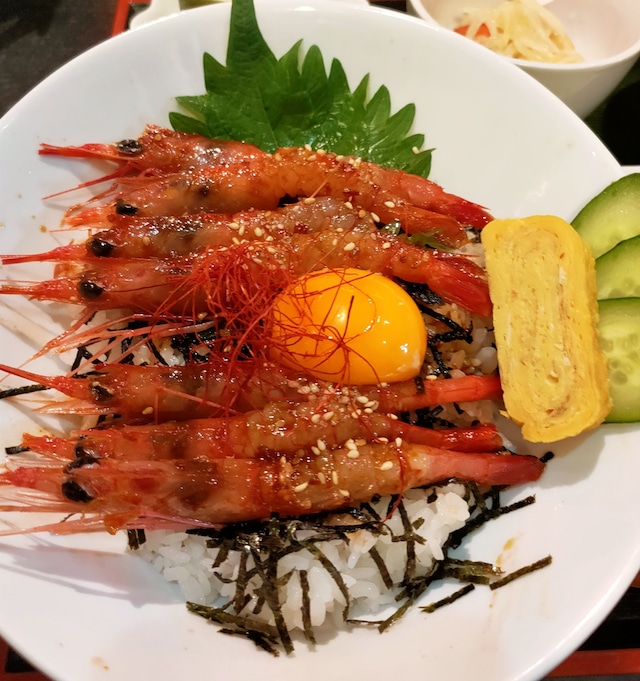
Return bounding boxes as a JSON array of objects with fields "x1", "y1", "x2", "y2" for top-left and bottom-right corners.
[
  {"x1": 0, "y1": 4, "x2": 639, "y2": 681},
  {"x1": 406, "y1": 0, "x2": 640, "y2": 118}
]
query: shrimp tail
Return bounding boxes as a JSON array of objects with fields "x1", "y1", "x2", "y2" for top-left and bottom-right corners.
[
  {"x1": 398, "y1": 422, "x2": 504, "y2": 452},
  {"x1": 395, "y1": 172, "x2": 493, "y2": 229},
  {"x1": 371, "y1": 374, "x2": 503, "y2": 412}
]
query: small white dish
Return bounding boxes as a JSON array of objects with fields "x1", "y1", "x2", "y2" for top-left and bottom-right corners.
[{"x1": 406, "y1": 0, "x2": 640, "y2": 118}]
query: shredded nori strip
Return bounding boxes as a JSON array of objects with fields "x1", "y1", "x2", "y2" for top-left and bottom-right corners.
[
  {"x1": 421, "y1": 583, "x2": 476, "y2": 613},
  {"x1": 489, "y1": 555, "x2": 553, "y2": 590},
  {"x1": 299, "y1": 570, "x2": 316, "y2": 645},
  {"x1": 540, "y1": 451, "x2": 555, "y2": 463},
  {"x1": 4, "y1": 445, "x2": 30, "y2": 455},
  {"x1": 0, "y1": 384, "x2": 48, "y2": 400},
  {"x1": 127, "y1": 529, "x2": 146, "y2": 550}
]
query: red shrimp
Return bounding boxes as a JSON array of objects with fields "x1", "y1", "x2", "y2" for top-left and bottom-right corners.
[
  {"x1": 1, "y1": 198, "x2": 371, "y2": 264},
  {"x1": 0, "y1": 442, "x2": 544, "y2": 529},
  {"x1": 0, "y1": 361, "x2": 502, "y2": 422},
  {"x1": 0, "y1": 360, "x2": 305, "y2": 419},
  {"x1": 19, "y1": 392, "x2": 505, "y2": 463},
  {"x1": 39, "y1": 125, "x2": 262, "y2": 180},
  {"x1": 0, "y1": 222, "x2": 491, "y2": 317},
  {"x1": 64, "y1": 146, "x2": 492, "y2": 246}
]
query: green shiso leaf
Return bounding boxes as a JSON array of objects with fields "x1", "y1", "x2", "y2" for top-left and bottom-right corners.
[{"x1": 169, "y1": 0, "x2": 432, "y2": 177}]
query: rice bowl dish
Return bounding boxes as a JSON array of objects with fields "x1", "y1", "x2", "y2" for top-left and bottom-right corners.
[{"x1": 0, "y1": 3, "x2": 638, "y2": 681}]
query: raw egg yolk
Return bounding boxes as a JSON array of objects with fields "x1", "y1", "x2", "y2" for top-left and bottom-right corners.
[{"x1": 269, "y1": 268, "x2": 427, "y2": 384}]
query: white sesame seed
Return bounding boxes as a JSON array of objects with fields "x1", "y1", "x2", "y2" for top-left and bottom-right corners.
[
  {"x1": 229, "y1": 221, "x2": 240, "y2": 230},
  {"x1": 331, "y1": 471, "x2": 339, "y2": 485},
  {"x1": 311, "y1": 446, "x2": 321, "y2": 456},
  {"x1": 356, "y1": 395, "x2": 369, "y2": 404},
  {"x1": 238, "y1": 225, "x2": 245, "y2": 236},
  {"x1": 304, "y1": 143, "x2": 313, "y2": 151},
  {"x1": 317, "y1": 472, "x2": 326, "y2": 484},
  {"x1": 316, "y1": 439, "x2": 327, "y2": 452},
  {"x1": 339, "y1": 489, "x2": 350, "y2": 497},
  {"x1": 382, "y1": 242, "x2": 391, "y2": 250},
  {"x1": 322, "y1": 411, "x2": 334, "y2": 421},
  {"x1": 388, "y1": 413, "x2": 399, "y2": 420},
  {"x1": 363, "y1": 408, "x2": 373, "y2": 414},
  {"x1": 355, "y1": 438, "x2": 367, "y2": 447},
  {"x1": 358, "y1": 210, "x2": 367, "y2": 218},
  {"x1": 293, "y1": 482, "x2": 309, "y2": 493},
  {"x1": 371, "y1": 212, "x2": 380, "y2": 223},
  {"x1": 303, "y1": 197, "x2": 316, "y2": 205},
  {"x1": 254, "y1": 227, "x2": 264, "y2": 237},
  {"x1": 412, "y1": 146, "x2": 420, "y2": 154},
  {"x1": 232, "y1": 236, "x2": 241, "y2": 245},
  {"x1": 344, "y1": 201, "x2": 354, "y2": 210},
  {"x1": 343, "y1": 241, "x2": 356, "y2": 252},
  {"x1": 347, "y1": 450, "x2": 359, "y2": 459},
  {"x1": 395, "y1": 437, "x2": 403, "y2": 447},
  {"x1": 332, "y1": 238, "x2": 338, "y2": 246},
  {"x1": 376, "y1": 437, "x2": 389, "y2": 444},
  {"x1": 142, "y1": 406, "x2": 153, "y2": 415},
  {"x1": 365, "y1": 400, "x2": 379, "y2": 410},
  {"x1": 379, "y1": 461, "x2": 393, "y2": 471},
  {"x1": 384, "y1": 201, "x2": 396, "y2": 209},
  {"x1": 142, "y1": 236, "x2": 151, "y2": 246},
  {"x1": 346, "y1": 439, "x2": 357, "y2": 450},
  {"x1": 311, "y1": 413, "x2": 322, "y2": 424}
]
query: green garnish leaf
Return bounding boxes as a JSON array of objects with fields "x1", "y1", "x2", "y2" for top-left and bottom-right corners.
[{"x1": 170, "y1": 0, "x2": 432, "y2": 176}]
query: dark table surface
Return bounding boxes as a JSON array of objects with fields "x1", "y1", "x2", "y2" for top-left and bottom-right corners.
[{"x1": 0, "y1": 2, "x2": 638, "y2": 680}]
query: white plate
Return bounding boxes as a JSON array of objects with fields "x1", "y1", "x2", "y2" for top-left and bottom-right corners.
[{"x1": 0, "y1": 3, "x2": 639, "y2": 681}]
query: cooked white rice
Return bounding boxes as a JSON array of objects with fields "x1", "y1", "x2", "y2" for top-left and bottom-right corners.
[{"x1": 135, "y1": 484, "x2": 471, "y2": 632}]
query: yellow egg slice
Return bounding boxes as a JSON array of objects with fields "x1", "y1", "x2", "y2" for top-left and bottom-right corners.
[{"x1": 269, "y1": 268, "x2": 427, "y2": 384}]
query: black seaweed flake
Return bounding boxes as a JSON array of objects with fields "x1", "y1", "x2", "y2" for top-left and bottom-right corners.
[
  {"x1": 489, "y1": 555, "x2": 553, "y2": 590},
  {"x1": 187, "y1": 602, "x2": 282, "y2": 656},
  {"x1": 420, "y1": 583, "x2": 475, "y2": 613},
  {"x1": 299, "y1": 570, "x2": 316, "y2": 645},
  {"x1": 153, "y1": 484, "x2": 545, "y2": 655},
  {"x1": 127, "y1": 529, "x2": 146, "y2": 550},
  {"x1": 0, "y1": 384, "x2": 48, "y2": 400}
]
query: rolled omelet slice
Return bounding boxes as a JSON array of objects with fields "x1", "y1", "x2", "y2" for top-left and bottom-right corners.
[{"x1": 482, "y1": 215, "x2": 611, "y2": 442}]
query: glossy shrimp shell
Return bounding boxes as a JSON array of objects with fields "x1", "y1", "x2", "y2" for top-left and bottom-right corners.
[
  {"x1": 0, "y1": 214, "x2": 492, "y2": 317},
  {"x1": 63, "y1": 144, "x2": 492, "y2": 247},
  {"x1": 0, "y1": 441, "x2": 543, "y2": 528}
]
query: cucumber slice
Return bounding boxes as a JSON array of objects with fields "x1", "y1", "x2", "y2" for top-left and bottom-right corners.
[
  {"x1": 572, "y1": 173, "x2": 640, "y2": 259},
  {"x1": 598, "y1": 298, "x2": 640, "y2": 423},
  {"x1": 595, "y1": 235, "x2": 640, "y2": 299}
]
